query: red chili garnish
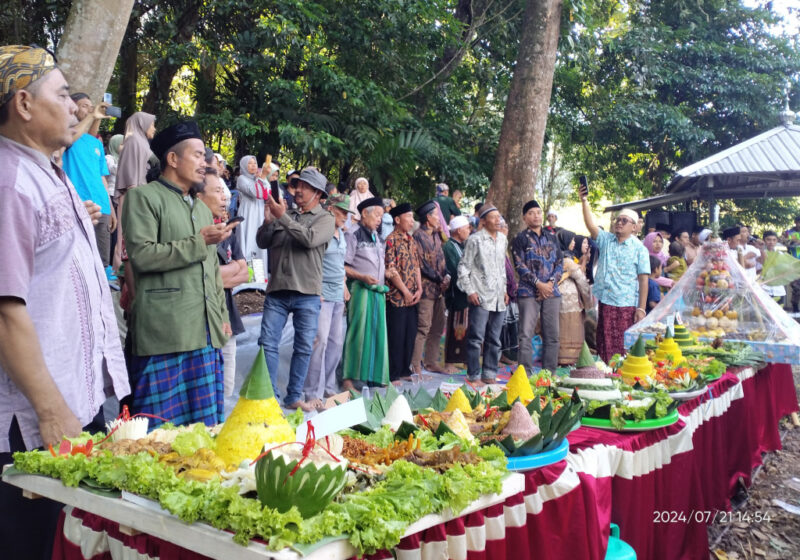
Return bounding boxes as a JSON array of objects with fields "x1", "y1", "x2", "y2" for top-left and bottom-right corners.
[
  {"x1": 250, "y1": 421, "x2": 341, "y2": 483},
  {"x1": 418, "y1": 414, "x2": 431, "y2": 429},
  {"x1": 536, "y1": 377, "x2": 551, "y2": 387}
]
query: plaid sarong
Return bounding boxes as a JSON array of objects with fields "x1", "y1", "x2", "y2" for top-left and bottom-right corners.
[{"x1": 130, "y1": 332, "x2": 224, "y2": 428}]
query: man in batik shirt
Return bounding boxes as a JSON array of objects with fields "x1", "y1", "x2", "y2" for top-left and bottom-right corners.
[
  {"x1": 457, "y1": 205, "x2": 508, "y2": 384},
  {"x1": 513, "y1": 199, "x2": 562, "y2": 373},
  {"x1": 411, "y1": 200, "x2": 453, "y2": 374},
  {"x1": 384, "y1": 202, "x2": 422, "y2": 382}
]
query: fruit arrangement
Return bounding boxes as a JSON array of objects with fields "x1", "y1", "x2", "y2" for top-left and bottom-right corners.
[{"x1": 687, "y1": 250, "x2": 739, "y2": 339}]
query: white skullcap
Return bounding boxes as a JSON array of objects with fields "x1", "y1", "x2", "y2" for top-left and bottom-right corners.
[{"x1": 449, "y1": 215, "x2": 470, "y2": 230}]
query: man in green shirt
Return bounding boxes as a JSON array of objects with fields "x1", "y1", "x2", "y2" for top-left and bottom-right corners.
[
  {"x1": 256, "y1": 167, "x2": 335, "y2": 410},
  {"x1": 434, "y1": 182, "x2": 461, "y2": 228},
  {"x1": 122, "y1": 121, "x2": 233, "y2": 427}
]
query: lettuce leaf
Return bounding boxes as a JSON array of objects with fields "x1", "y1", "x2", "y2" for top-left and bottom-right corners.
[{"x1": 172, "y1": 423, "x2": 215, "y2": 456}]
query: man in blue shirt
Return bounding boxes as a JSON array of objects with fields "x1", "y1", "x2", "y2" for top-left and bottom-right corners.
[
  {"x1": 62, "y1": 93, "x2": 115, "y2": 281},
  {"x1": 580, "y1": 189, "x2": 650, "y2": 362}
]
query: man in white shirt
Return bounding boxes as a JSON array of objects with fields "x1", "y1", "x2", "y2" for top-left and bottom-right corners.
[{"x1": 738, "y1": 224, "x2": 759, "y2": 284}]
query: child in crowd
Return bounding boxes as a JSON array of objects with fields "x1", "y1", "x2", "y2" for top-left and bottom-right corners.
[
  {"x1": 664, "y1": 241, "x2": 687, "y2": 282},
  {"x1": 647, "y1": 255, "x2": 663, "y2": 312}
]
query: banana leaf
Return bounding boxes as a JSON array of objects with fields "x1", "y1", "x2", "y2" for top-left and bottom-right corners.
[
  {"x1": 490, "y1": 391, "x2": 510, "y2": 410},
  {"x1": 509, "y1": 432, "x2": 544, "y2": 457},
  {"x1": 761, "y1": 250, "x2": 800, "y2": 286},
  {"x1": 394, "y1": 420, "x2": 420, "y2": 441},
  {"x1": 539, "y1": 400, "x2": 554, "y2": 434},
  {"x1": 430, "y1": 389, "x2": 448, "y2": 411}
]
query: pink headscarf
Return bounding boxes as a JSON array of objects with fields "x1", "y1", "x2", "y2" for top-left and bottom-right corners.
[{"x1": 643, "y1": 232, "x2": 667, "y2": 266}]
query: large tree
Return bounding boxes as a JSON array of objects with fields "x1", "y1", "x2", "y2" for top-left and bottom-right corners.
[
  {"x1": 57, "y1": 0, "x2": 136, "y2": 103},
  {"x1": 486, "y1": 0, "x2": 563, "y2": 234},
  {"x1": 550, "y1": 0, "x2": 800, "y2": 202}
]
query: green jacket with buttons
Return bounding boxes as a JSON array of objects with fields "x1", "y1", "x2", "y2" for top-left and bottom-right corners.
[{"x1": 122, "y1": 177, "x2": 228, "y2": 356}]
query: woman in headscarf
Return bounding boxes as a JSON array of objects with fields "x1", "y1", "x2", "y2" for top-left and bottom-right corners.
[
  {"x1": 348, "y1": 177, "x2": 372, "y2": 221},
  {"x1": 105, "y1": 134, "x2": 123, "y2": 200},
  {"x1": 237, "y1": 155, "x2": 277, "y2": 279},
  {"x1": 556, "y1": 230, "x2": 593, "y2": 365},
  {"x1": 643, "y1": 232, "x2": 667, "y2": 267},
  {"x1": 114, "y1": 112, "x2": 156, "y2": 268}
]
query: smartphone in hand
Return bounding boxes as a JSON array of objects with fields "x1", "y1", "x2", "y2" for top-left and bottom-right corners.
[
  {"x1": 579, "y1": 175, "x2": 589, "y2": 198},
  {"x1": 226, "y1": 216, "x2": 245, "y2": 227}
]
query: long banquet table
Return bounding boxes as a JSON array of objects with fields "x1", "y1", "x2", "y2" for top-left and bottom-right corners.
[{"x1": 17, "y1": 364, "x2": 798, "y2": 560}]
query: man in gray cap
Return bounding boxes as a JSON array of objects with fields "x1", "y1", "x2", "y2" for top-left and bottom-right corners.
[
  {"x1": 257, "y1": 166, "x2": 335, "y2": 410},
  {"x1": 412, "y1": 200, "x2": 452, "y2": 374},
  {"x1": 457, "y1": 204, "x2": 508, "y2": 384}
]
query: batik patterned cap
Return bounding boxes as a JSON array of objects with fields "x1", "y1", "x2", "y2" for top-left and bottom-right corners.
[{"x1": 0, "y1": 46, "x2": 56, "y2": 106}]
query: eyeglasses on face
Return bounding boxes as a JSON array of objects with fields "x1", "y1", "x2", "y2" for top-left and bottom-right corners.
[{"x1": 614, "y1": 217, "x2": 634, "y2": 225}]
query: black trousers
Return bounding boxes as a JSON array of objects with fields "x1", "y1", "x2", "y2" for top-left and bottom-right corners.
[
  {"x1": 386, "y1": 303, "x2": 418, "y2": 381},
  {"x1": 0, "y1": 410, "x2": 105, "y2": 560}
]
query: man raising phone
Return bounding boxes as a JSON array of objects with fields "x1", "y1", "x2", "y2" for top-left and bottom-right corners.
[{"x1": 579, "y1": 179, "x2": 650, "y2": 362}]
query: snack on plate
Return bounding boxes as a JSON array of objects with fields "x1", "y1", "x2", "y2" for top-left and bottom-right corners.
[
  {"x1": 505, "y1": 365, "x2": 534, "y2": 404},
  {"x1": 444, "y1": 387, "x2": 473, "y2": 414},
  {"x1": 501, "y1": 401, "x2": 540, "y2": 441},
  {"x1": 671, "y1": 324, "x2": 696, "y2": 348},
  {"x1": 653, "y1": 326, "x2": 683, "y2": 363},
  {"x1": 618, "y1": 336, "x2": 653, "y2": 386},
  {"x1": 381, "y1": 395, "x2": 414, "y2": 431},
  {"x1": 216, "y1": 348, "x2": 295, "y2": 468},
  {"x1": 445, "y1": 409, "x2": 476, "y2": 442}
]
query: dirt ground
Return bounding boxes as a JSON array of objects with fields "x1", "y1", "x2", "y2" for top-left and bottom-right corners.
[
  {"x1": 708, "y1": 368, "x2": 800, "y2": 559},
  {"x1": 234, "y1": 290, "x2": 265, "y2": 316}
]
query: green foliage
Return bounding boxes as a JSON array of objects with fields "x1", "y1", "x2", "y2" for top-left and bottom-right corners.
[{"x1": 551, "y1": 0, "x2": 800, "y2": 202}]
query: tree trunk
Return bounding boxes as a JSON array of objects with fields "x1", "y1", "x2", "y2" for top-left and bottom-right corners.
[
  {"x1": 56, "y1": 0, "x2": 136, "y2": 104},
  {"x1": 140, "y1": 1, "x2": 202, "y2": 118},
  {"x1": 114, "y1": 10, "x2": 140, "y2": 134},
  {"x1": 486, "y1": 0, "x2": 563, "y2": 236}
]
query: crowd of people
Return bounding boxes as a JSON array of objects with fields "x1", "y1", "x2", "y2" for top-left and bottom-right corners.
[{"x1": 3, "y1": 45, "x2": 799, "y2": 559}]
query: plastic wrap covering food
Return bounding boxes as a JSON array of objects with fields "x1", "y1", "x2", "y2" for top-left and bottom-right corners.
[{"x1": 624, "y1": 241, "x2": 800, "y2": 363}]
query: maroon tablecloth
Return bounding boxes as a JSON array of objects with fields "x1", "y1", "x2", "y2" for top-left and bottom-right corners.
[{"x1": 50, "y1": 364, "x2": 797, "y2": 560}]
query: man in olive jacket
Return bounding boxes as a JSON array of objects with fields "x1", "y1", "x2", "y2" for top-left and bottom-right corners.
[
  {"x1": 256, "y1": 166, "x2": 335, "y2": 411},
  {"x1": 122, "y1": 121, "x2": 233, "y2": 427}
]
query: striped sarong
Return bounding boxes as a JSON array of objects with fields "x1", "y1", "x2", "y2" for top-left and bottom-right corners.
[
  {"x1": 130, "y1": 331, "x2": 224, "y2": 428},
  {"x1": 343, "y1": 280, "x2": 389, "y2": 385}
]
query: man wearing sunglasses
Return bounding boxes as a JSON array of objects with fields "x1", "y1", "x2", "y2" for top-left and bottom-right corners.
[{"x1": 580, "y1": 188, "x2": 650, "y2": 362}]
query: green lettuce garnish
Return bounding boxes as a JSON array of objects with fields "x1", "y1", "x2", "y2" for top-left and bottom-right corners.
[{"x1": 172, "y1": 423, "x2": 215, "y2": 456}]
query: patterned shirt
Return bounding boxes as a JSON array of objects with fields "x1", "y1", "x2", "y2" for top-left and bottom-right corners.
[
  {"x1": 512, "y1": 228, "x2": 563, "y2": 299},
  {"x1": 592, "y1": 230, "x2": 651, "y2": 307},
  {"x1": 413, "y1": 224, "x2": 447, "y2": 299},
  {"x1": 385, "y1": 229, "x2": 421, "y2": 307},
  {"x1": 457, "y1": 229, "x2": 508, "y2": 312},
  {"x1": 0, "y1": 136, "x2": 130, "y2": 451}
]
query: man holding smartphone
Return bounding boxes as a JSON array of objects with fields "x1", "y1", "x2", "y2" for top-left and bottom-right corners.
[{"x1": 579, "y1": 179, "x2": 650, "y2": 362}]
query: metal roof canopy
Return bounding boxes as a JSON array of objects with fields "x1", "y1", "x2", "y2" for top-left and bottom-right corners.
[{"x1": 605, "y1": 118, "x2": 800, "y2": 213}]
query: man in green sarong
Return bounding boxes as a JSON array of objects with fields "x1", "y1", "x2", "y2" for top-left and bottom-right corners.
[{"x1": 342, "y1": 197, "x2": 389, "y2": 390}]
